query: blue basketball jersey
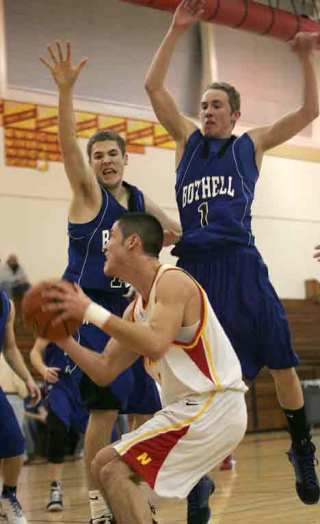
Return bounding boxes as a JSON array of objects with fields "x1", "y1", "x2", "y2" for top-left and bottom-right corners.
[
  {"x1": 63, "y1": 181, "x2": 145, "y2": 293},
  {"x1": 172, "y1": 130, "x2": 259, "y2": 258},
  {"x1": 0, "y1": 291, "x2": 10, "y2": 353},
  {"x1": 44, "y1": 342, "x2": 83, "y2": 383}
]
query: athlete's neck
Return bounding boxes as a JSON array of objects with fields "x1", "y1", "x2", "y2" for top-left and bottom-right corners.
[
  {"x1": 204, "y1": 131, "x2": 232, "y2": 140},
  {"x1": 123, "y1": 260, "x2": 161, "y2": 303},
  {"x1": 107, "y1": 183, "x2": 129, "y2": 209}
]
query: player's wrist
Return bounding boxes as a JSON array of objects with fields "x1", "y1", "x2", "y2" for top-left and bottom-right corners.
[{"x1": 84, "y1": 302, "x2": 111, "y2": 329}]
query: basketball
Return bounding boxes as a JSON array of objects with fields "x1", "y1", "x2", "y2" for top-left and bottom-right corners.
[{"x1": 22, "y1": 280, "x2": 81, "y2": 342}]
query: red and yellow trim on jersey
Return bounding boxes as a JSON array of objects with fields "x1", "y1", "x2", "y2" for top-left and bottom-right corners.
[
  {"x1": 173, "y1": 282, "x2": 222, "y2": 390},
  {"x1": 115, "y1": 391, "x2": 217, "y2": 488}
]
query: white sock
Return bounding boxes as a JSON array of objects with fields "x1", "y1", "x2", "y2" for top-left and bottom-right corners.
[{"x1": 89, "y1": 490, "x2": 112, "y2": 519}]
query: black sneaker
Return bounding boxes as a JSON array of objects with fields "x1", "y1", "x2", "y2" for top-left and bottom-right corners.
[
  {"x1": 187, "y1": 475, "x2": 215, "y2": 524},
  {"x1": 288, "y1": 441, "x2": 320, "y2": 504},
  {"x1": 46, "y1": 484, "x2": 63, "y2": 512}
]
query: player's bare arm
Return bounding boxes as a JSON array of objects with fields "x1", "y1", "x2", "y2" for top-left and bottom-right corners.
[
  {"x1": 144, "y1": 194, "x2": 182, "y2": 246},
  {"x1": 249, "y1": 32, "x2": 319, "y2": 167},
  {"x1": 3, "y1": 302, "x2": 41, "y2": 402},
  {"x1": 30, "y1": 337, "x2": 60, "y2": 384},
  {"x1": 44, "y1": 270, "x2": 197, "y2": 359},
  {"x1": 145, "y1": 0, "x2": 204, "y2": 163},
  {"x1": 52, "y1": 303, "x2": 139, "y2": 386},
  {"x1": 40, "y1": 41, "x2": 101, "y2": 221}
]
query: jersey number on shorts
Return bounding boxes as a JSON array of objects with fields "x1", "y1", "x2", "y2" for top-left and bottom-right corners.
[{"x1": 198, "y1": 201, "x2": 209, "y2": 227}]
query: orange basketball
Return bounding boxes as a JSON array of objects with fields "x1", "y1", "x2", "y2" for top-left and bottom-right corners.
[{"x1": 22, "y1": 280, "x2": 81, "y2": 342}]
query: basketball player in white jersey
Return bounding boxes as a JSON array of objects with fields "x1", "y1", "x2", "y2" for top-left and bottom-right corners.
[{"x1": 42, "y1": 212, "x2": 247, "y2": 524}]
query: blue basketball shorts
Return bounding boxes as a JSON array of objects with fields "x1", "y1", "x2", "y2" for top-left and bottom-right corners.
[
  {"x1": 47, "y1": 380, "x2": 88, "y2": 434},
  {"x1": 0, "y1": 387, "x2": 25, "y2": 458},
  {"x1": 177, "y1": 244, "x2": 299, "y2": 380}
]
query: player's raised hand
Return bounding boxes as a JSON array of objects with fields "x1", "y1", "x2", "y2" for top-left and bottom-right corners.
[
  {"x1": 314, "y1": 245, "x2": 320, "y2": 261},
  {"x1": 290, "y1": 32, "x2": 320, "y2": 56},
  {"x1": 40, "y1": 41, "x2": 88, "y2": 89},
  {"x1": 172, "y1": 0, "x2": 206, "y2": 30}
]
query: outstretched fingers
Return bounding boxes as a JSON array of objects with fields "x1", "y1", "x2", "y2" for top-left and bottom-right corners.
[{"x1": 39, "y1": 56, "x2": 53, "y2": 71}]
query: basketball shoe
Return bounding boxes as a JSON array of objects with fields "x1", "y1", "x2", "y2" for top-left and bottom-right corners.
[
  {"x1": 219, "y1": 454, "x2": 236, "y2": 471},
  {"x1": 288, "y1": 439, "x2": 320, "y2": 504},
  {"x1": 47, "y1": 481, "x2": 63, "y2": 511},
  {"x1": 1, "y1": 494, "x2": 28, "y2": 524}
]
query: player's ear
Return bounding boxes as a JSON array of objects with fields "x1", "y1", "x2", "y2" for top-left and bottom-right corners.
[
  {"x1": 124, "y1": 153, "x2": 128, "y2": 166},
  {"x1": 231, "y1": 111, "x2": 241, "y2": 124},
  {"x1": 126, "y1": 233, "x2": 140, "y2": 251}
]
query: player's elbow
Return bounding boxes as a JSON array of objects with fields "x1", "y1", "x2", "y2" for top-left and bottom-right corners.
[
  {"x1": 94, "y1": 372, "x2": 112, "y2": 387},
  {"x1": 302, "y1": 103, "x2": 319, "y2": 122},
  {"x1": 93, "y1": 364, "x2": 116, "y2": 387},
  {"x1": 144, "y1": 77, "x2": 161, "y2": 96}
]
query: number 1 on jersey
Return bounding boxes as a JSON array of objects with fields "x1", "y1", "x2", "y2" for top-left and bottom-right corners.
[{"x1": 198, "y1": 202, "x2": 208, "y2": 227}]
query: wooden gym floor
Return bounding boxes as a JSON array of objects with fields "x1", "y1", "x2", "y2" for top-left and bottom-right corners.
[{"x1": 18, "y1": 430, "x2": 320, "y2": 524}]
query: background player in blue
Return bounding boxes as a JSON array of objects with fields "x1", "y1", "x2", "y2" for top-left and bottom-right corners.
[
  {"x1": 40, "y1": 41, "x2": 179, "y2": 524},
  {"x1": 0, "y1": 290, "x2": 40, "y2": 524},
  {"x1": 30, "y1": 337, "x2": 88, "y2": 513},
  {"x1": 145, "y1": 0, "x2": 320, "y2": 512}
]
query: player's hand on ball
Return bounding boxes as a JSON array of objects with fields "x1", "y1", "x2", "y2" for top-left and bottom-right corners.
[{"x1": 42, "y1": 282, "x2": 91, "y2": 324}]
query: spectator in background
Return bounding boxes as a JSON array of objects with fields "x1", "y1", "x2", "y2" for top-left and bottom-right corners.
[
  {"x1": 314, "y1": 245, "x2": 320, "y2": 261},
  {"x1": 0, "y1": 255, "x2": 30, "y2": 299}
]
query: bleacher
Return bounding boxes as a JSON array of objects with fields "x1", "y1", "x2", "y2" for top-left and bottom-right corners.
[{"x1": 247, "y1": 280, "x2": 320, "y2": 432}]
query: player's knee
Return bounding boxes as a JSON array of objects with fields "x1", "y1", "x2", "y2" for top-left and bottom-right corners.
[
  {"x1": 269, "y1": 367, "x2": 298, "y2": 385},
  {"x1": 93, "y1": 445, "x2": 116, "y2": 473},
  {"x1": 99, "y1": 461, "x2": 116, "y2": 488},
  {"x1": 99, "y1": 456, "x2": 127, "y2": 488}
]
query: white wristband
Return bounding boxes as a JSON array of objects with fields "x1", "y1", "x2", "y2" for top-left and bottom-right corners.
[{"x1": 84, "y1": 302, "x2": 111, "y2": 329}]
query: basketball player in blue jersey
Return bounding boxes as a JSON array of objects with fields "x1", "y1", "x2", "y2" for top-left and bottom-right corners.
[
  {"x1": 144, "y1": 0, "x2": 320, "y2": 510},
  {"x1": 30, "y1": 338, "x2": 88, "y2": 512},
  {"x1": 0, "y1": 290, "x2": 40, "y2": 524},
  {"x1": 40, "y1": 41, "x2": 180, "y2": 524}
]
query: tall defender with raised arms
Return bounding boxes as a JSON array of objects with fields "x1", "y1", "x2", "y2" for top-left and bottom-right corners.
[{"x1": 144, "y1": 0, "x2": 320, "y2": 508}]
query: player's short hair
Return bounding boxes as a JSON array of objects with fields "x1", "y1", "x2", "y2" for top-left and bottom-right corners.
[
  {"x1": 117, "y1": 213, "x2": 164, "y2": 258},
  {"x1": 87, "y1": 130, "x2": 126, "y2": 161},
  {"x1": 205, "y1": 82, "x2": 241, "y2": 113}
]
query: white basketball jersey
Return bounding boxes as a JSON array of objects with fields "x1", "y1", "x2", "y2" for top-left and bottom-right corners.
[{"x1": 132, "y1": 264, "x2": 247, "y2": 406}]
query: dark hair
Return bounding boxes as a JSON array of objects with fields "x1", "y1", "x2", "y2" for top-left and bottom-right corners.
[
  {"x1": 117, "y1": 213, "x2": 164, "y2": 258},
  {"x1": 87, "y1": 130, "x2": 126, "y2": 161},
  {"x1": 205, "y1": 82, "x2": 241, "y2": 113}
]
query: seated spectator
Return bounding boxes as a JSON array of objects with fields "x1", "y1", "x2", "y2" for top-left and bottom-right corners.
[{"x1": 0, "y1": 255, "x2": 30, "y2": 299}]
